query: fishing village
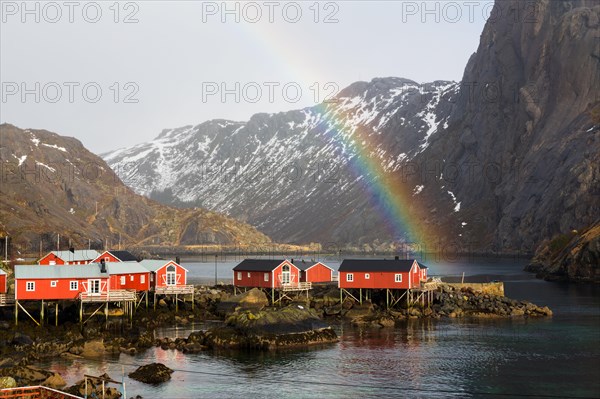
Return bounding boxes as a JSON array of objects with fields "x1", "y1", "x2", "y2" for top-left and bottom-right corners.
[{"x1": 0, "y1": 248, "x2": 553, "y2": 398}]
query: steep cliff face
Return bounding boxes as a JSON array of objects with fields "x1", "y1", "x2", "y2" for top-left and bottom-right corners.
[
  {"x1": 0, "y1": 124, "x2": 271, "y2": 253},
  {"x1": 416, "y1": 0, "x2": 599, "y2": 252}
]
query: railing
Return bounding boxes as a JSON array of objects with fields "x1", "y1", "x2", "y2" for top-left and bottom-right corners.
[
  {"x1": 154, "y1": 285, "x2": 195, "y2": 295},
  {"x1": 281, "y1": 282, "x2": 312, "y2": 291},
  {"x1": 0, "y1": 386, "x2": 83, "y2": 399},
  {"x1": 0, "y1": 293, "x2": 15, "y2": 306},
  {"x1": 79, "y1": 289, "x2": 137, "y2": 302}
]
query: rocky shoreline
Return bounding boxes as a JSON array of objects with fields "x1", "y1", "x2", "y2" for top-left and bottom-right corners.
[{"x1": 0, "y1": 282, "x2": 552, "y2": 397}]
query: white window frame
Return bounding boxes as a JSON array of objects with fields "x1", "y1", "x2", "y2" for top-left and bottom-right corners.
[
  {"x1": 141, "y1": 275, "x2": 145, "y2": 284},
  {"x1": 237, "y1": 272, "x2": 242, "y2": 280},
  {"x1": 120, "y1": 276, "x2": 126, "y2": 285},
  {"x1": 26, "y1": 281, "x2": 35, "y2": 291},
  {"x1": 346, "y1": 273, "x2": 354, "y2": 282},
  {"x1": 264, "y1": 273, "x2": 269, "y2": 282},
  {"x1": 247, "y1": 272, "x2": 251, "y2": 278},
  {"x1": 50, "y1": 280, "x2": 57, "y2": 287},
  {"x1": 365, "y1": 273, "x2": 370, "y2": 279},
  {"x1": 70, "y1": 281, "x2": 78, "y2": 291},
  {"x1": 130, "y1": 275, "x2": 134, "y2": 281},
  {"x1": 395, "y1": 274, "x2": 402, "y2": 283}
]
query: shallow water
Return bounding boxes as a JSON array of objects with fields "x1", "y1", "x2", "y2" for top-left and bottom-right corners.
[{"x1": 42, "y1": 258, "x2": 600, "y2": 398}]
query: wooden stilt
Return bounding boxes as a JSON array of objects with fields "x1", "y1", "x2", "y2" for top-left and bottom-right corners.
[
  {"x1": 145, "y1": 291, "x2": 149, "y2": 309},
  {"x1": 175, "y1": 294, "x2": 178, "y2": 312},
  {"x1": 80, "y1": 301, "x2": 83, "y2": 324},
  {"x1": 105, "y1": 302, "x2": 108, "y2": 322},
  {"x1": 192, "y1": 290, "x2": 195, "y2": 310},
  {"x1": 386, "y1": 289, "x2": 389, "y2": 309},
  {"x1": 55, "y1": 302, "x2": 59, "y2": 326},
  {"x1": 15, "y1": 301, "x2": 18, "y2": 326},
  {"x1": 359, "y1": 288, "x2": 362, "y2": 305},
  {"x1": 40, "y1": 300, "x2": 44, "y2": 325}
]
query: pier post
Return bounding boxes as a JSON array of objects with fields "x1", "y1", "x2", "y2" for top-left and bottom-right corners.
[
  {"x1": 40, "y1": 300, "x2": 44, "y2": 325},
  {"x1": 55, "y1": 303, "x2": 59, "y2": 326},
  {"x1": 175, "y1": 294, "x2": 178, "y2": 312},
  {"x1": 359, "y1": 289, "x2": 362, "y2": 305},
  {"x1": 105, "y1": 302, "x2": 108, "y2": 322},
  {"x1": 145, "y1": 291, "x2": 149, "y2": 309},
  {"x1": 386, "y1": 289, "x2": 389, "y2": 309},
  {"x1": 14, "y1": 301, "x2": 18, "y2": 326},
  {"x1": 79, "y1": 301, "x2": 83, "y2": 324}
]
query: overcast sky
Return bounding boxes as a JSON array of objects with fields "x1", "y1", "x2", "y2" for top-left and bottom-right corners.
[{"x1": 1, "y1": 1, "x2": 490, "y2": 153}]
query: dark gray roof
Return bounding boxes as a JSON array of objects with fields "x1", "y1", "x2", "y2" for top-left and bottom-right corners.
[
  {"x1": 107, "y1": 250, "x2": 138, "y2": 262},
  {"x1": 338, "y1": 259, "x2": 419, "y2": 272},
  {"x1": 296, "y1": 261, "x2": 333, "y2": 271},
  {"x1": 417, "y1": 261, "x2": 428, "y2": 269},
  {"x1": 233, "y1": 259, "x2": 287, "y2": 271}
]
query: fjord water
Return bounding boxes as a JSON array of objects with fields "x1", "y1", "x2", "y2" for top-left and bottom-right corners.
[{"x1": 46, "y1": 257, "x2": 600, "y2": 398}]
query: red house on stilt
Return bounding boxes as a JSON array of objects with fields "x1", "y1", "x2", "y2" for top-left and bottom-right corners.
[
  {"x1": 233, "y1": 259, "x2": 301, "y2": 289},
  {"x1": 92, "y1": 250, "x2": 138, "y2": 263},
  {"x1": 0, "y1": 269, "x2": 7, "y2": 294},
  {"x1": 38, "y1": 250, "x2": 101, "y2": 265}
]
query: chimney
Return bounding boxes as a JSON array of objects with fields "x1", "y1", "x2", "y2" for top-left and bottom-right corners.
[
  {"x1": 394, "y1": 256, "x2": 399, "y2": 261},
  {"x1": 100, "y1": 258, "x2": 107, "y2": 273},
  {"x1": 176, "y1": 256, "x2": 181, "y2": 264},
  {"x1": 291, "y1": 258, "x2": 294, "y2": 264}
]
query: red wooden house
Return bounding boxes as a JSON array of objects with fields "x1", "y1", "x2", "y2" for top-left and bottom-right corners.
[
  {"x1": 338, "y1": 258, "x2": 426, "y2": 290},
  {"x1": 107, "y1": 262, "x2": 150, "y2": 292},
  {"x1": 299, "y1": 261, "x2": 334, "y2": 283},
  {"x1": 38, "y1": 250, "x2": 100, "y2": 265},
  {"x1": 138, "y1": 260, "x2": 188, "y2": 289},
  {"x1": 233, "y1": 259, "x2": 301, "y2": 289},
  {"x1": 0, "y1": 269, "x2": 7, "y2": 294},
  {"x1": 14, "y1": 264, "x2": 110, "y2": 300},
  {"x1": 418, "y1": 262, "x2": 428, "y2": 281},
  {"x1": 92, "y1": 250, "x2": 138, "y2": 263}
]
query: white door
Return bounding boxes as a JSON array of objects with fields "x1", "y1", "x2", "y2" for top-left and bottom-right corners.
[
  {"x1": 281, "y1": 265, "x2": 290, "y2": 285},
  {"x1": 88, "y1": 279, "x2": 101, "y2": 296}
]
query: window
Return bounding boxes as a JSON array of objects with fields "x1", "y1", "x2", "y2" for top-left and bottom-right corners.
[
  {"x1": 141, "y1": 275, "x2": 145, "y2": 284},
  {"x1": 105, "y1": 257, "x2": 110, "y2": 262},
  {"x1": 247, "y1": 272, "x2": 251, "y2": 278},
  {"x1": 70, "y1": 281, "x2": 78, "y2": 291},
  {"x1": 26, "y1": 281, "x2": 35, "y2": 291},
  {"x1": 120, "y1": 276, "x2": 126, "y2": 285},
  {"x1": 237, "y1": 272, "x2": 242, "y2": 280},
  {"x1": 50, "y1": 280, "x2": 57, "y2": 287},
  {"x1": 365, "y1": 273, "x2": 370, "y2": 279},
  {"x1": 49, "y1": 261, "x2": 56, "y2": 265},
  {"x1": 264, "y1": 273, "x2": 269, "y2": 282},
  {"x1": 166, "y1": 265, "x2": 176, "y2": 285},
  {"x1": 150, "y1": 274, "x2": 154, "y2": 282},
  {"x1": 395, "y1": 274, "x2": 402, "y2": 283},
  {"x1": 130, "y1": 275, "x2": 134, "y2": 281},
  {"x1": 413, "y1": 267, "x2": 417, "y2": 274},
  {"x1": 346, "y1": 273, "x2": 354, "y2": 282}
]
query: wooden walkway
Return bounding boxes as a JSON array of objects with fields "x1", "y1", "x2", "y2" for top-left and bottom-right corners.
[
  {"x1": 281, "y1": 282, "x2": 312, "y2": 292},
  {"x1": 0, "y1": 293, "x2": 15, "y2": 307},
  {"x1": 79, "y1": 289, "x2": 137, "y2": 302},
  {"x1": 0, "y1": 386, "x2": 83, "y2": 398}
]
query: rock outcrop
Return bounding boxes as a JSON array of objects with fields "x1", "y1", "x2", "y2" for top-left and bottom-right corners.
[
  {"x1": 128, "y1": 363, "x2": 173, "y2": 384},
  {"x1": 526, "y1": 221, "x2": 600, "y2": 282}
]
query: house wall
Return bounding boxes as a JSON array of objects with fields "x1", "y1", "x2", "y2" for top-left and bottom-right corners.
[
  {"x1": 110, "y1": 272, "x2": 150, "y2": 291},
  {"x1": 38, "y1": 254, "x2": 65, "y2": 265},
  {"x1": 304, "y1": 263, "x2": 333, "y2": 283},
  {"x1": 15, "y1": 277, "x2": 109, "y2": 300},
  {"x1": 93, "y1": 252, "x2": 120, "y2": 263},
  {"x1": 233, "y1": 270, "x2": 273, "y2": 288},
  {"x1": 153, "y1": 262, "x2": 187, "y2": 288},
  {"x1": 338, "y1": 271, "x2": 411, "y2": 289},
  {"x1": 0, "y1": 274, "x2": 6, "y2": 294},
  {"x1": 273, "y1": 261, "x2": 300, "y2": 288}
]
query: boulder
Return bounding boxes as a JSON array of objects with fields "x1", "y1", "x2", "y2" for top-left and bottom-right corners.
[
  {"x1": 128, "y1": 363, "x2": 173, "y2": 384},
  {"x1": 216, "y1": 288, "x2": 269, "y2": 314},
  {"x1": 11, "y1": 332, "x2": 33, "y2": 346},
  {"x1": 80, "y1": 339, "x2": 106, "y2": 358},
  {"x1": 0, "y1": 376, "x2": 17, "y2": 389},
  {"x1": 43, "y1": 373, "x2": 67, "y2": 389}
]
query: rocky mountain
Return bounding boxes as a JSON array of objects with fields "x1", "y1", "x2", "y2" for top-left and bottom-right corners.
[
  {"x1": 104, "y1": 0, "x2": 599, "y2": 253},
  {"x1": 0, "y1": 124, "x2": 272, "y2": 254}
]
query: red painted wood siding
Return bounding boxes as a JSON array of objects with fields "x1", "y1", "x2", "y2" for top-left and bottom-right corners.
[
  {"x1": 338, "y1": 261, "x2": 421, "y2": 289},
  {"x1": 92, "y1": 252, "x2": 120, "y2": 263},
  {"x1": 0, "y1": 275, "x2": 6, "y2": 294},
  {"x1": 152, "y1": 262, "x2": 187, "y2": 288},
  {"x1": 38, "y1": 254, "x2": 65, "y2": 265},
  {"x1": 233, "y1": 261, "x2": 300, "y2": 288},
  {"x1": 110, "y1": 272, "x2": 150, "y2": 291},
  {"x1": 302, "y1": 263, "x2": 333, "y2": 283},
  {"x1": 16, "y1": 277, "x2": 109, "y2": 300}
]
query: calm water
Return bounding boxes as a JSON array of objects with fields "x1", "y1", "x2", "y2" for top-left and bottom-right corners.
[{"x1": 43, "y1": 257, "x2": 600, "y2": 398}]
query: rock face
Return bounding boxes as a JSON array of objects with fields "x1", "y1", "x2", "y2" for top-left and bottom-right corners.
[
  {"x1": 0, "y1": 123, "x2": 272, "y2": 250},
  {"x1": 526, "y1": 221, "x2": 600, "y2": 282},
  {"x1": 205, "y1": 305, "x2": 338, "y2": 350},
  {"x1": 128, "y1": 363, "x2": 174, "y2": 384},
  {"x1": 216, "y1": 287, "x2": 269, "y2": 314},
  {"x1": 103, "y1": 0, "x2": 599, "y2": 253}
]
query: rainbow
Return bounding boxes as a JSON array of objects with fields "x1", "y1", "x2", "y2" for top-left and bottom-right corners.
[{"x1": 239, "y1": 22, "x2": 432, "y2": 249}]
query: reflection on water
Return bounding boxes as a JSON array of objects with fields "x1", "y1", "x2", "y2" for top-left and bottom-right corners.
[{"x1": 40, "y1": 260, "x2": 600, "y2": 399}]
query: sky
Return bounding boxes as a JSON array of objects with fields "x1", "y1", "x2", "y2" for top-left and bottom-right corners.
[{"x1": 1, "y1": 1, "x2": 490, "y2": 153}]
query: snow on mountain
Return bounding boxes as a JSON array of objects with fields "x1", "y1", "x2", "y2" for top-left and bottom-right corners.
[{"x1": 104, "y1": 77, "x2": 461, "y2": 247}]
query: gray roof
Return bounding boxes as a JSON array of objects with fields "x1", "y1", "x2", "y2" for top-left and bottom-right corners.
[
  {"x1": 48, "y1": 250, "x2": 100, "y2": 262},
  {"x1": 338, "y1": 259, "x2": 419, "y2": 272},
  {"x1": 138, "y1": 259, "x2": 187, "y2": 272},
  {"x1": 15, "y1": 264, "x2": 107, "y2": 279},
  {"x1": 107, "y1": 262, "x2": 149, "y2": 275}
]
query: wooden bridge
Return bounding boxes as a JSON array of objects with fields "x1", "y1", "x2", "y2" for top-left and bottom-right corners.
[
  {"x1": 153, "y1": 285, "x2": 195, "y2": 311},
  {"x1": 79, "y1": 289, "x2": 137, "y2": 303},
  {"x1": 0, "y1": 293, "x2": 15, "y2": 307}
]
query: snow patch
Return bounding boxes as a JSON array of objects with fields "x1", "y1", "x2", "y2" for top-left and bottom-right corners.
[
  {"x1": 42, "y1": 143, "x2": 67, "y2": 152},
  {"x1": 413, "y1": 185, "x2": 424, "y2": 195}
]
